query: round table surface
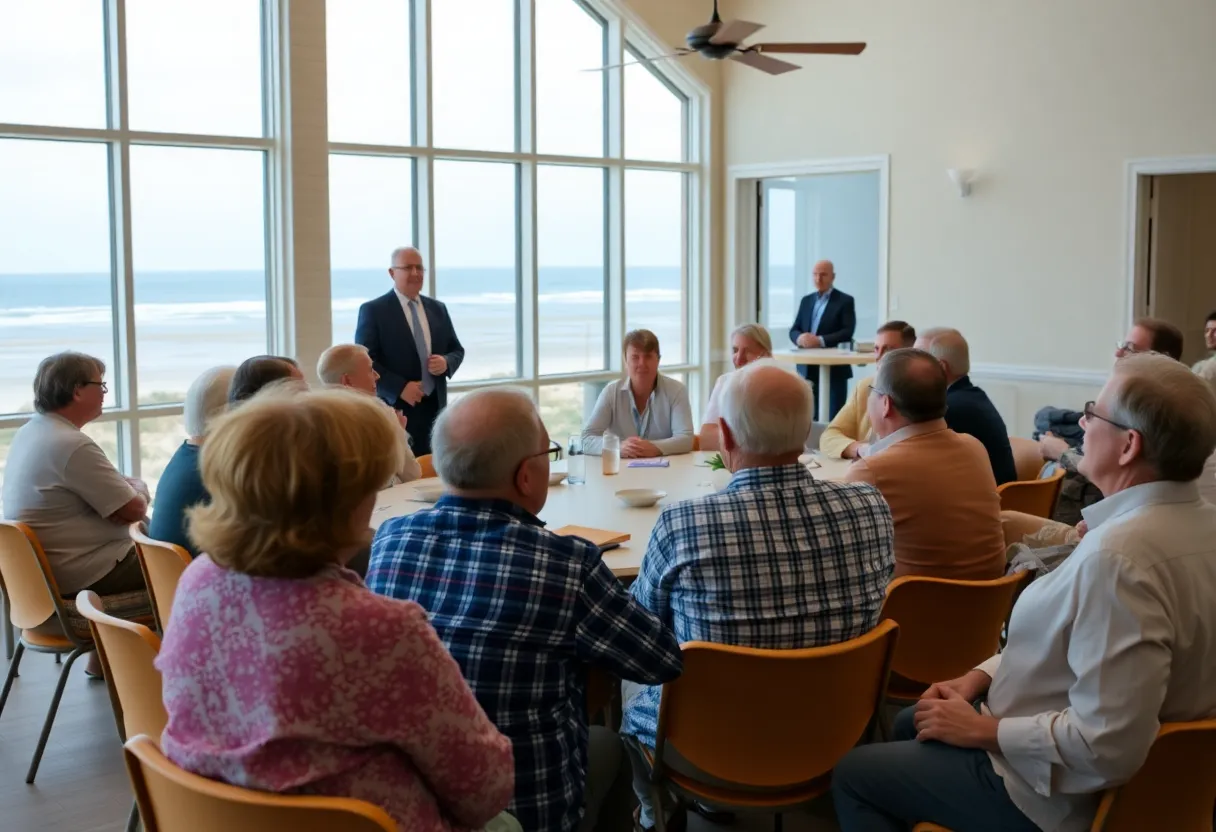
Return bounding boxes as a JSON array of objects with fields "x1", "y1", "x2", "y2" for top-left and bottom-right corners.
[
  {"x1": 772, "y1": 348, "x2": 878, "y2": 366},
  {"x1": 372, "y1": 452, "x2": 854, "y2": 578}
]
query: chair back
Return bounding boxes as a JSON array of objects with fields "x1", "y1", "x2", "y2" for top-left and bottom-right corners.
[
  {"x1": 880, "y1": 573, "x2": 1028, "y2": 690},
  {"x1": 416, "y1": 454, "x2": 436, "y2": 479},
  {"x1": 998, "y1": 467, "x2": 1065, "y2": 518},
  {"x1": 0, "y1": 521, "x2": 67, "y2": 632},
  {"x1": 1091, "y1": 720, "x2": 1216, "y2": 832},
  {"x1": 1009, "y1": 436, "x2": 1047, "y2": 482},
  {"x1": 123, "y1": 735, "x2": 398, "y2": 832},
  {"x1": 130, "y1": 524, "x2": 192, "y2": 632},
  {"x1": 76, "y1": 590, "x2": 166, "y2": 741},
  {"x1": 654, "y1": 620, "x2": 899, "y2": 789}
]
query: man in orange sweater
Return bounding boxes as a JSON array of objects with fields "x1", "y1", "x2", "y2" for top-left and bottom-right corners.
[{"x1": 844, "y1": 348, "x2": 1005, "y2": 580}]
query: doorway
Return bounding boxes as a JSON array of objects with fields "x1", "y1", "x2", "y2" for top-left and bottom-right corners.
[{"x1": 1128, "y1": 162, "x2": 1216, "y2": 367}]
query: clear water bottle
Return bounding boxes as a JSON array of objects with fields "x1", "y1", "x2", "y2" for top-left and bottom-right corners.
[{"x1": 567, "y1": 434, "x2": 586, "y2": 485}]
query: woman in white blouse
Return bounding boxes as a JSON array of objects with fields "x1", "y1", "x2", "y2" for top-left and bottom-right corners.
[
  {"x1": 581, "y1": 329, "x2": 694, "y2": 457},
  {"x1": 699, "y1": 324, "x2": 773, "y2": 452}
]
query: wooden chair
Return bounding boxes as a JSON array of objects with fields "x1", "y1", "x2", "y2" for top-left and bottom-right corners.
[
  {"x1": 1, "y1": 572, "x2": 14, "y2": 661},
  {"x1": 417, "y1": 454, "x2": 436, "y2": 479},
  {"x1": 1009, "y1": 436, "x2": 1047, "y2": 482},
  {"x1": 913, "y1": 719, "x2": 1216, "y2": 832},
  {"x1": 124, "y1": 734, "x2": 398, "y2": 831},
  {"x1": 692, "y1": 433, "x2": 701, "y2": 451},
  {"x1": 632, "y1": 620, "x2": 899, "y2": 832},
  {"x1": 998, "y1": 467, "x2": 1065, "y2": 518},
  {"x1": 77, "y1": 590, "x2": 166, "y2": 832},
  {"x1": 130, "y1": 523, "x2": 193, "y2": 632},
  {"x1": 0, "y1": 521, "x2": 153, "y2": 782},
  {"x1": 879, "y1": 573, "x2": 1028, "y2": 703}
]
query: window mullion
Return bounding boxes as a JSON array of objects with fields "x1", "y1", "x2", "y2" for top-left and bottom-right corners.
[
  {"x1": 605, "y1": 13, "x2": 625, "y2": 373},
  {"x1": 519, "y1": 0, "x2": 537, "y2": 380}
]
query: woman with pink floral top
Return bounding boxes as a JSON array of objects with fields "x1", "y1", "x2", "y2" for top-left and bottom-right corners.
[{"x1": 155, "y1": 386, "x2": 518, "y2": 832}]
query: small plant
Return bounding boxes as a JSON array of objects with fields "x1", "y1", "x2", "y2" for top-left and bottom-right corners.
[{"x1": 705, "y1": 452, "x2": 726, "y2": 471}]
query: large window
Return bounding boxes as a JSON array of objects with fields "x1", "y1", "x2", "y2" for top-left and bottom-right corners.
[
  {"x1": 0, "y1": 0, "x2": 274, "y2": 497},
  {"x1": 326, "y1": 0, "x2": 701, "y2": 437}
]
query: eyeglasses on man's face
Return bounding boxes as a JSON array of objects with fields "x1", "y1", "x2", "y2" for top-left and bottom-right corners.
[
  {"x1": 1082, "y1": 400, "x2": 1132, "y2": 432},
  {"x1": 1114, "y1": 340, "x2": 1148, "y2": 355},
  {"x1": 81, "y1": 380, "x2": 109, "y2": 394},
  {"x1": 390, "y1": 264, "x2": 426, "y2": 274}
]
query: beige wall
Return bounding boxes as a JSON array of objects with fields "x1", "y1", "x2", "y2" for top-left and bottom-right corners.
[{"x1": 716, "y1": 0, "x2": 1216, "y2": 432}]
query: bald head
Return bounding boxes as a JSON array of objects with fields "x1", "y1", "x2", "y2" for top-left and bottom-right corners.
[
  {"x1": 389, "y1": 246, "x2": 426, "y2": 299},
  {"x1": 812, "y1": 260, "x2": 836, "y2": 294},
  {"x1": 915, "y1": 327, "x2": 970, "y2": 382},
  {"x1": 431, "y1": 388, "x2": 547, "y2": 491},
  {"x1": 719, "y1": 360, "x2": 813, "y2": 460}
]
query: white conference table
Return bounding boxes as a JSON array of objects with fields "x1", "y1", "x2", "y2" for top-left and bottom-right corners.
[
  {"x1": 372, "y1": 452, "x2": 852, "y2": 579},
  {"x1": 772, "y1": 348, "x2": 878, "y2": 422}
]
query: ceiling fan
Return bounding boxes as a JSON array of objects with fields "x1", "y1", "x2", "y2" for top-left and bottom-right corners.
[{"x1": 591, "y1": 0, "x2": 866, "y2": 76}]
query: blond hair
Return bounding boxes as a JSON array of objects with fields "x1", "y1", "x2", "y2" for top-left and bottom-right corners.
[
  {"x1": 188, "y1": 387, "x2": 402, "y2": 577},
  {"x1": 730, "y1": 323, "x2": 773, "y2": 356},
  {"x1": 316, "y1": 343, "x2": 369, "y2": 386}
]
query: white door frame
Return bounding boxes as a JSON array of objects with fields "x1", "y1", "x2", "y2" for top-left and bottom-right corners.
[
  {"x1": 725, "y1": 155, "x2": 890, "y2": 359},
  {"x1": 1124, "y1": 155, "x2": 1216, "y2": 326}
]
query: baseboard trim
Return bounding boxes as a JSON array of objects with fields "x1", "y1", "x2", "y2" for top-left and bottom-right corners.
[{"x1": 970, "y1": 363, "x2": 1107, "y2": 386}]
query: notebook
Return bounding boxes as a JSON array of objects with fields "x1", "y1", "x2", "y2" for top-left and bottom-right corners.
[{"x1": 553, "y1": 525, "x2": 631, "y2": 552}]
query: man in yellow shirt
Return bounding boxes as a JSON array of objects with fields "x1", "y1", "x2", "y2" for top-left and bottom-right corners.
[{"x1": 820, "y1": 320, "x2": 917, "y2": 459}]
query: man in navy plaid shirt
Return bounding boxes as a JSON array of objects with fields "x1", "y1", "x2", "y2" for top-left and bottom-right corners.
[
  {"x1": 621, "y1": 362, "x2": 895, "y2": 830},
  {"x1": 367, "y1": 389, "x2": 682, "y2": 832}
]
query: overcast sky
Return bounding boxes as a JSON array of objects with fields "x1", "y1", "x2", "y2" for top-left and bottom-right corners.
[{"x1": 0, "y1": 0, "x2": 688, "y2": 274}]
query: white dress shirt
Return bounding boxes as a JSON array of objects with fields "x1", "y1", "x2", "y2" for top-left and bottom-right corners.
[
  {"x1": 582, "y1": 375, "x2": 694, "y2": 456},
  {"x1": 393, "y1": 288, "x2": 431, "y2": 354},
  {"x1": 975, "y1": 480, "x2": 1216, "y2": 831}
]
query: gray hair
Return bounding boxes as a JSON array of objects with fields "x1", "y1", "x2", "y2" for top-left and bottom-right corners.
[
  {"x1": 718, "y1": 359, "x2": 812, "y2": 455},
  {"x1": 919, "y1": 327, "x2": 971, "y2": 376},
  {"x1": 432, "y1": 388, "x2": 545, "y2": 489},
  {"x1": 390, "y1": 245, "x2": 420, "y2": 265},
  {"x1": 33, "y1": 352, "x2": 106, "y2": 414},
  {"x1": 184, "y1": 366, "x2": 237, "y2": 437},
  {"x1": 1109, "y1": 353, "x2": 1216, "y2": 481},
  {"x1": 730, "y1": 323, "x2": 774, "y2": 356},
  {"x1": 317, "y1": 344, "x2": 369, "y2": 386},
  {"x1": 874, "y1": 348, "x2": 949, "y2": 423}
]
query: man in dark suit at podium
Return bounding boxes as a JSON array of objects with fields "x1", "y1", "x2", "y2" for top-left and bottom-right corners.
[
  {"x1": 789, "y1": 259, "x2": 857, "y2": 419},
  {"x1": 355, "y1": 246, "x2": 464, "y2": 456}
]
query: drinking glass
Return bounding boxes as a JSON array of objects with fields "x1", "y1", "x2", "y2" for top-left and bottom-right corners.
[{"x1": 567, "y1": 434, "x2": 586, "y2": 485}]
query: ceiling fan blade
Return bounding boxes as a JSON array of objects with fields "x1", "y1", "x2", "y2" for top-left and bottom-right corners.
[
  {"x1": 730, "y1": 50, "x2": 801, "y2": 76},
  {"x1": 753, "y1": 42, "x2": 867, "y2": 55},
  {"x1": 709, "y1": 18, "x2": 765, "y2": 45},
  {"x1": 583, "y1": 50, "x2": 692, "y2": 72}
]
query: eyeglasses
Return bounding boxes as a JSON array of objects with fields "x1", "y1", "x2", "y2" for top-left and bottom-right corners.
[
  {"x1": 390, "y1": 265, "x2": 426, "y2": 274},
  {"x1": 81, "y1": 381, "x2": 109, "y2": 394},
  {"x1": 1115, "y1": 340, "x2": 1146, "y2": 354},
  {"x1": 1082, "y1": 401, "x2": 1132, "y2": 432}
]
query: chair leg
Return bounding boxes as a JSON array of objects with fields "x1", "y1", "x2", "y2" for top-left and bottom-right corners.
[
  {"x1": 26, "y1": 647, "x2": 87, "y2": 783},
  {"x1": 2, "y1": 594, "x2": 13, "y2": 661},
  {"x1": 0, "y1": 642, "x2": 26, "y2": 719},
  {"x1": 650, "y1": 783, "x2": 668, "y2": 832},
  {"x1": 773, "y1": 813, "x2": 784, "y2": 832},
  {"x1": 125, "y1": 799, "x2": 140, "y2": 832}
]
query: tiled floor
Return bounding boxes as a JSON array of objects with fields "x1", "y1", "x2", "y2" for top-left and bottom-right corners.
[{"x1": 0, "y1": 646, "x2": 841, "y2": 832}]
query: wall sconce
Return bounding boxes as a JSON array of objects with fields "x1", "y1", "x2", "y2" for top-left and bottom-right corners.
[{"x1": 947, "y1": 168, "x2": 975, "y2": 197}]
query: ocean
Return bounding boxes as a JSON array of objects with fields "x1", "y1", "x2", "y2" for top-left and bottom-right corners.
[{"x1": 0, "y1": 267, "x2": 687, "y2": 414}]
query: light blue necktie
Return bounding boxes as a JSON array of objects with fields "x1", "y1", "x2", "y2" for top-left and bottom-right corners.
[{"x1": 409, "y1": 299, "x2": 434, "y2": 395}]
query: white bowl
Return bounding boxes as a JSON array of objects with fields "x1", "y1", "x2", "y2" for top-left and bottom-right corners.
[
  {"x1": 413, "y1": 484, "x2": 446, "y2": 503},
  {"x1": 549, "y1": 472, "x2": 568, "y2": 486},
  {"x1": 615, "y1": 488, "x2": 667, "y2": 508}
]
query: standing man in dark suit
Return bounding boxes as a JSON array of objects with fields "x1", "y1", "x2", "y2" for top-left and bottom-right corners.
[
  {"x1": 355, "y1": 246, "x2": 464, "y2": 455},
  {"x1": 789, "y1": 259, "x2": 857, "y2": 419},
  {"x1": 916, "y1": 327, "x2": 1018, "y2": 485}
]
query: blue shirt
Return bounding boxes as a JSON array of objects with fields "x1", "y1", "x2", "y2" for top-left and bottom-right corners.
[
  {"x1": 621, "y1": 463, "x2": 894, "y2": 748},
  {"x1": 810, "y1": 288, "x2": 834, "y2": 335},
  {"x1": 147, "y1": 442, "x2": 206, "y2": 557},
  {"x1": 367, "y1": 496, "x2": 683, "y2": 832}
]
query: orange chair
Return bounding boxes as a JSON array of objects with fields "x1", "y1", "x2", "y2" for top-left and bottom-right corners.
[
  {"x1": 692, "y1": 433, "x2": 701, "y2": 451},
  {"x1": 417, "y1": 454, "x2": 436, "y2": 479},
  {"x1": 0, "y1": 521, "x2": 153, "y2": 782},
  {"x1": 998, "y1": 467, "x2": 1065, "y2": 518},
  {"x1": 1009, "y1": 436, "x2": 1047, "y2": 483},
  {"x1": 633, "y1": 620, "x2": 899, "y2": 831},
  {"x1": 130, "y1": 523, "x2": 193, "y2": 632},
  {"x1": 914, "y1": 719, "x2": 1216, "y2": 832},
  {"x1": 879, "y1": 573, "x2": 1028, "y2": 702},
  {"x1": 124, "y1": 734, "x2": 398, "y2": 831}
]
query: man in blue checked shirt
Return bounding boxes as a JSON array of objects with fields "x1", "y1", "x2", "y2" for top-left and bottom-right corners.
[
  {"x1": 621, "y1": 361, "x2": 895, "y2": 831},
  {"x1": 367, "y1": 388, "x2": 683, "y2": 832}
]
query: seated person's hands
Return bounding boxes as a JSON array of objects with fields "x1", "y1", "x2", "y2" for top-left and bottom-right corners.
[
  {"x1": 1038, "y1": 432, "x2": 1070, "y2": 462},
  {"x1": 913, "y1": 686, "x2": 999, "y2": 750},
  {"x1": 919, "y1": 669, "x2": 991, "y2": 703},
  {"x1": 621, "y1": 437, "x2": 661, "y2": 459}
]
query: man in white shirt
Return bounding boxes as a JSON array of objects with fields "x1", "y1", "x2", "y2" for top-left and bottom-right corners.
[{"x1": 832, "y1": 352, "x2": 1216, "y2": 832}]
